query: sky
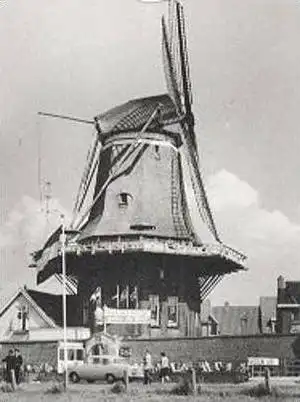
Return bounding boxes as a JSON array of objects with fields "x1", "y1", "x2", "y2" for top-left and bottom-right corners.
[{"x1": 1, "y1": 0, "x2": 300, "y2": 305}]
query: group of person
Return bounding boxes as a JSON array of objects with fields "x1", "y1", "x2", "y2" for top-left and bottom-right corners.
[
  {"x1": 143, "y1": 350, "x2": 170, "y2": 385},
  {"x1": 1, "y1": 349, "x2": 23, "y2": 385}
]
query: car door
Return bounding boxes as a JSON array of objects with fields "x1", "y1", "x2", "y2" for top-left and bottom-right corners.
[
  {"x1": 96, "y1": 357, "x2": 110, "y2": 380},
  {"x1": 79, "y1": 359, "x2": 98, "y2": 381}
]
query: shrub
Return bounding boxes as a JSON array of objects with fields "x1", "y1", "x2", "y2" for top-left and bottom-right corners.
[
  {"x1": 0, "y1": 383, "x2": 14, "y2": 393},
  {"x1": 111, "y1": 380, "x2": 126, "y2": 394},
  {"x1": 44, "y1": 382, "x2": 64, "y2": 394},
  {"x1": 171, "y1": 377, "x2": 195, "y2": 396},
  {"x1": 241, "y1": 383, "x2": 284, "y2": 398},
  {"x1": 243, "y1": 383, "x2": 270, "y2": 397}
]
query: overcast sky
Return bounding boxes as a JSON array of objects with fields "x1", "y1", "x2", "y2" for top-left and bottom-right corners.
[{"x1": 1, "y1": 0, "x2": 300, "y2": 305}]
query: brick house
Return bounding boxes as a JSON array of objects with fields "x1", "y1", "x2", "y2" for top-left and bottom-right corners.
[{"x1": 277, "y1": 275, "x2": 300, "y2": 334}]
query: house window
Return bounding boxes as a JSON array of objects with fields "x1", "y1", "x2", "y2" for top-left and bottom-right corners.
[
  {"x1": 149, "y1": 294, "x2": 160, "y2": 327},
  {"x1": 118, "y1": 192, "x2": 132, "y2": 208},
  {"x1": 167, "y1": 296, "x2": 179, "y2": 328},
  {"x1": 16, "y1": 305, "x2": 29, "y2": 332},
  {"x1": 210, "y1": 319, "x2": 218, "y2": 336}
]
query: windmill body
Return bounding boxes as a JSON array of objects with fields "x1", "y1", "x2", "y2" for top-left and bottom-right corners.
[{"x1": 33, "y1": 1, "x2": 246, "y2": 338}]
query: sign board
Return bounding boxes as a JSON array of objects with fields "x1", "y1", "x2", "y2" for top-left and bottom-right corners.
[
  {"x1": 247, "y1": 357, "x2": 279, "y2": 366},
  {"x1": 96, "y1": 306, "x2": 151, "y2": 325}
]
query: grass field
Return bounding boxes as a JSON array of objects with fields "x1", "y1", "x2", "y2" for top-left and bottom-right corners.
[{"x1": 1, "y1": 379, "x2": 300, "y2": 402}]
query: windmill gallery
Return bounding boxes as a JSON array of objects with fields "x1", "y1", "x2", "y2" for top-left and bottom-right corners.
[{"x1": 30, "y1": 1, "x2": 246, "y2": 341}]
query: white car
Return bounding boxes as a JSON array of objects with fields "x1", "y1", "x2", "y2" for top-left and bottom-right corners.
[{"x1": 69, "y1": 355, "x2": 131, "y2": 384}]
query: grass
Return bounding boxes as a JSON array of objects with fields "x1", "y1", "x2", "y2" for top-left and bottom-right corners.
[
  {"x1": 0, "y1": 380, "x2": 300, "y2": 401},
  {"x1": 44, "y1": 382, "x2": 65, "y2": 394}
]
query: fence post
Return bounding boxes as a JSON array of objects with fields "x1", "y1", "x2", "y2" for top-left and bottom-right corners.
[
  {"x1": 123, "y1": 369, "x2": 129, "y2": 391},
  {"x1": 10, "y1": 369, "x2": 17, "y2": 391},
  {"x1": 264, "y1": 368, "x2": 271, "y2": 394},
  {"x1": 191, "y1": 368, "x2": 196, "y2": 395}
]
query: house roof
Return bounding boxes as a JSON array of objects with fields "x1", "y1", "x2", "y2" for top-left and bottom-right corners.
[
  {"x1": 0, "y1": 287, "x2": 77, "y2": 328},
  {"x1": 0, "y1": 287, "x2": 57, "y2": 328},
  {"x1": 212, "y1": 305, "x2": 259, "y2": 335},
  {"x1": 26, "y1": 289, "x2": 76, "y2": 327}
]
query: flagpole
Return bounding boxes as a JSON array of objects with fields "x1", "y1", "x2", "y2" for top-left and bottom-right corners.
[
  {"x1": 103, "y1": 305, "x2": 107, "y2": 333},
  {"x1": 126, "y1": 285, "x2": 129, "y2": 309},
  {"x1": 116, "y1": 285, "x2": 120, "y2": 309},
  {"x1": 135, "y1": 286, "x2": 139, "y2": 309},
  {"x1": 60, "y1": 214, "x2": 68, "y2": 390},
  {"x1": 97, "y1": 287, "x2": 102, "y2": 308}
]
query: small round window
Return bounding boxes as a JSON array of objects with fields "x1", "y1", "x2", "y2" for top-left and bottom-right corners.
[{"x1": 118, "y1": 192, "x2": 132, "y2": 208}]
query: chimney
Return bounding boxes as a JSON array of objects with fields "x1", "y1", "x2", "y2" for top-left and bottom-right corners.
[
  {"x1": 277, "y1": 275, "x2": 285, "y2": 290},
  {"x1": 277, "y1": 275, "x2": 285, "y2": 304}
]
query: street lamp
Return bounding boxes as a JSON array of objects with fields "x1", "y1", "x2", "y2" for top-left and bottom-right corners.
[{"x1": 59, "y1": 214, "x2": 68, "y2": 390}]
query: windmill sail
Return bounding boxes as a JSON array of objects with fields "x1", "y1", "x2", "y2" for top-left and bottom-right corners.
[
  {"x1": 72, "y1": 132, "x2": 101, "y2": 225},
  {"x1": 161, "y1": 1, "x2": 220, "y2": 243}
]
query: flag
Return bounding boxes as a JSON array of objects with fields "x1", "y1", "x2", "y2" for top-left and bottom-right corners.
[
  {"x1": 34, "y1": 225, "x2": 80, "y2": 284},
  {"x1": 90, "y1": 287, "x2": 102, "y2": 303},
  {"x1": 120, "y1": 287, "x2": 128, "y2": 302},
  {"x1": 130, "y1": 287, "x2": 138, "y2": 301},
  {"x1": 120, "y1": 286, "x2": 129, "y2": 308},
  {"x1": 111, "y1": 285, "x2": 120, "y2": 308},
  {"x1": 130, "y1": 286, "x2": 139, "y2": 308},
  {"x1": 33, "y1": 226, "x2": 63, "y2": 280}
]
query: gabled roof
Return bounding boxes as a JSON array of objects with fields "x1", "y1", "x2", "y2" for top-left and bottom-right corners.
[
  {"x1": 212, "y1": 305, "x2": 259, "y2": 335},
  {"x1": 0, "y1": 287, "x2": 57, "y2": 328},
  {"x1": 26, "y1": 289, "x2": 77, "y2": 327},
  {"x1": 0, "y1": 286, "x2": 80, "y2": 328}
]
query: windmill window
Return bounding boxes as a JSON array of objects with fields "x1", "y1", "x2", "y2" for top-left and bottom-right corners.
[
  {"x1": 118, "y1": 192, "x2": 132, "y2": 207},
  {"x1": 154, "y1": 145, "x2": 160, "y2": 160},
  {"x1": 167, "y1": 296, "x2": 179, "y2": 328},
  {"x1": 149, "y1": 294, "x2": 160, "y2": 327}
]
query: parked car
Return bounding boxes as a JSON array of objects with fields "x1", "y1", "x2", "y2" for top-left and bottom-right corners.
[{"x1": 68, "y1": 355, "x2": 131, "y2": 384}]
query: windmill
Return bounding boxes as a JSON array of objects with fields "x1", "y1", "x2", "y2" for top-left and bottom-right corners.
[{"x1": 35, "y1": 0, "x2": 246, "y2": 337}]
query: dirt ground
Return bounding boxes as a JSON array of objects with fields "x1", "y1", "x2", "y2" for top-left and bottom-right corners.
[{"x1": 1, "y1": 378, "x2": 300, "y2": 402}]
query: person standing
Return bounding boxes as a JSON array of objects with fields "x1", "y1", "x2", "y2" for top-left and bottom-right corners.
[
  {"x1": 2, "y1": 349, "x2": 16, "y2": 384},
  {"x1": 14, "y1": 349, "x2": 23, "y2": 385},
  {"x1": 160, "y1": 352, "x2": 170, "y2": 384},
  {"x1": 143, "y1": 349, "x2": 152, "y2": 385}
]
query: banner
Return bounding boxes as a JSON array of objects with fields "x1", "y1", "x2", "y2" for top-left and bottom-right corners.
[
  {"x1": 247, "y1": 357, "x2": 279, "y2": 366},
  {"x1": 95, "y1": 306, "x2": 151, "y2": 325}
]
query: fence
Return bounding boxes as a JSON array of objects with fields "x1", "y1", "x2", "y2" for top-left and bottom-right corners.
[{"x1": 284, "y1": 359, "x2": 300, "y2": 376}]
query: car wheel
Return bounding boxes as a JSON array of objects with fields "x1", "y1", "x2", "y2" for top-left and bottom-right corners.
[
  {"x1": 69, "y1": 372, "x2": 80, "y2": 383},
  {"x1": 105, "y1": 374, "x2": 115, "y2": 384}
]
